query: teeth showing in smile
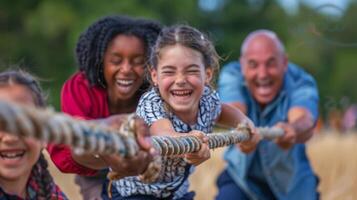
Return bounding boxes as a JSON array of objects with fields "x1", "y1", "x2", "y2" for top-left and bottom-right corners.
[
  {"x1": 255, "y1": 79, "x2": 273, "y2": 95},
  {"x1": 256, "y1": 78, "x2": 272, "y2": 87},
  {"x1": 171, "y1": 90, "x2": 192, "y2": 96},
  {"x1": 116, "y1": 79, "x2": 134, "y2": 86},
  {"x1": 0, "y1": 151, "x2": 25, "y2": 159}
]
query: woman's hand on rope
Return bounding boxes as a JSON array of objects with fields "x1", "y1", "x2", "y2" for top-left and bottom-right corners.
[
  {"x1": 184, "y1": 130, "x2": 210, "y2": 166},
  {"x1": 133, "y1": 117, "x2": 152, "y2": 151},
  {"x1": 236, "y1": 119, "x2": 260, "y2": 154},
  {"x1": 102, "y1": 114, "x2": 152, "y2": 151},
  {"x1": 100, "y1": 149, "x2": 154, "y2": 180},
  {"x1": 274, "y1": 122, "x2": 296, "y2": 150},
  {"x1": 100, "y1": 114, "x2": 127, "y2": 129},
  {"x1": 100, "y1": 114, "x2": 157, "y2": 177}
]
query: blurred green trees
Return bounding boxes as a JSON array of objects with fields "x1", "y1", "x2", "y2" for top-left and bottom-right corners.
[{"x1": 0, "y1": 0, "x2": 356, "y2": 120}]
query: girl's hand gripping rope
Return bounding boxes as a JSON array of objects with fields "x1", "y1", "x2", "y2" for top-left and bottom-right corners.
[
  {"x1": 105, "y1": 114, "x2": 156, "y2": 180},
  {"x1": 184, "y1": 130, "x2": 210, "y2": 166},
  {"x1": 236, "y1": 119, "x2": 261, "y2": 153}
]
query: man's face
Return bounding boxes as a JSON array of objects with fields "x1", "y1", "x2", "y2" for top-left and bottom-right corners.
[{"x1": 240, "y1": 36, "x2": 287, "y2": 107}]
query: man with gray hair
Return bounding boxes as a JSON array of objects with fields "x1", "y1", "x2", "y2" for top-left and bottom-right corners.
[{"x1": 216, "y1": 30, "x2": 319, "y2": 200}]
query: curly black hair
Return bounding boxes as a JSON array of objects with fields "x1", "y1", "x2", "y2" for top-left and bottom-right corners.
[{"x1": 75, "y1": 15, "x2": 162, "y2": 88}]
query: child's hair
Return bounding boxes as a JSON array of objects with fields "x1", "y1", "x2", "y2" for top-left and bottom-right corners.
[
  {"x1": 0, "y1": 69, "x2": 46, "y2": 107},
  {"x1": 0, "y1": 69, "x2": 56, "y2": 199},
  {"x1": 76, "y1": 15, "x2": 162, "y2": 88},
  {"x1": 150, "y1": 24, "x2": 220, "y2": 85}
]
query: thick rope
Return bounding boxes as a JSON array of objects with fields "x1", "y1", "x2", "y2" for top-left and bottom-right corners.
[
  {"x1": 151, "y1": 125, "x2": 283, "y2": 156},
  {"x1": 0, "y1": 100, "x2": 283, "y2": 183}
]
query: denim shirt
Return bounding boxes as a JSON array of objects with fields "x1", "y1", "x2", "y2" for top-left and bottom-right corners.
[{"x1": 218, "y1": 61, "x2": 319, "y2": 200}]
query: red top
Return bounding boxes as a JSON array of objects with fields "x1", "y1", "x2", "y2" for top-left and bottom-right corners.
[{"x1": 47, "y1": 72, "x2": 110, "y2": 176}]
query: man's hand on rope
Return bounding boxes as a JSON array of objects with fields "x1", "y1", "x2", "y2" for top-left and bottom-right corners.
[
  {"x1": 274, "y1": 122, "x2": 296, "y2": 150},
  {"x1": 184, "y1": 130, "x2": 210, "y2": 166},
  {"x1": 236, "y1": 119, "x2": 261, "y2": 154}
]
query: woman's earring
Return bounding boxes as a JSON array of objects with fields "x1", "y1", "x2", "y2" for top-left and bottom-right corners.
[{"x1": 153, "y1": 83, "x2": 159, "y2": 92}]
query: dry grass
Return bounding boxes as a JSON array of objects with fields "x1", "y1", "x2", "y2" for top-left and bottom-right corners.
[
  {"x1": 307, "y1": 132, "x2": 357, "y2": 200},
  {"x1": 46, "y1": 132, "x2": 357, "y2": 200}
]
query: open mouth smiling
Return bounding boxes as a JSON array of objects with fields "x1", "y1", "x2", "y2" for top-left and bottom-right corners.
[
  {"x1": 170, "y1": 90, "x2": 193, "y2": 97},
  {"x1": 254, "y1": 79, "x2": 274, "y2": 95},
  {"x1": 0, "y1": 150, "x2": 25, "y2": 159},
  {"x1": 116, "y1": 79, "x2": 134, "y2": 87}
]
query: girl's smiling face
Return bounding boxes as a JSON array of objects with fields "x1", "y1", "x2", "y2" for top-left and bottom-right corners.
[
  {"x1": 0, "y1": 84, "x2": 43, "y2": 181},
  {"x1": 151, "y1": 44, "x2": 212, "y2": 124}
]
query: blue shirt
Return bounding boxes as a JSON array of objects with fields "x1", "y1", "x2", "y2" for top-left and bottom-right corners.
[{"x1": 218, "y1": 61, "x2": 319, "y2": 200}]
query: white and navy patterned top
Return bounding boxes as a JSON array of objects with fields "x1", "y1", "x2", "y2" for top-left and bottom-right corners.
[{"x1": 113, "y1": 86, "x2": 221, "y2": 199}]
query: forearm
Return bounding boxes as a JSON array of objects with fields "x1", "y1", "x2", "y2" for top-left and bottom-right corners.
[
  {"x1": 227, "y1": 102, "x2": 247, "y2": 114},
  {"x1": 150, "y1": 118, "x2": 183, "y2": 137},
  {"x1": 288, "y1": 107, "x2": 315, "y2": 143},
  {"x1": 216, "y1": 103, "x2": 248, "y2": 128},
  {"x1": 290, "y1": 115, "x2": 315, "y2": 143},
  {"x1": 71, "y1": 151, "x2": 108, "y2": 170}
]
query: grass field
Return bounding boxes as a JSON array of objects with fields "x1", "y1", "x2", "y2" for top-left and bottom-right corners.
[{"x1": 46, "y1": 132, "x2": 357, "y2": 200}]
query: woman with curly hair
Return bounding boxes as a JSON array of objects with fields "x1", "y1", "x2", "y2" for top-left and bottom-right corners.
[{"x1": 47, "y1": 15, "x2": 161, "y2": 200}]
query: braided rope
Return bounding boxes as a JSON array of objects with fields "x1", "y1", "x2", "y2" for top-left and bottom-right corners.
[
  {"x1": 0, "y1": 100, "x2": 284, "y2": 182},
  {"x1": 0, "y1": 101, "x2": 140, "y2": 157},
  {"x1": 151, "y1": 125, "x2": 284, "y2": 156}
]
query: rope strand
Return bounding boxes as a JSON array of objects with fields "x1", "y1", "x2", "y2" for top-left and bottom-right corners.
[{"x1": 0, "y1": 100, "x2": 284, "y2": 183}]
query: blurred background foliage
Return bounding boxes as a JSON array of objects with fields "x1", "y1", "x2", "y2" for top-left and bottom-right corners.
[{"x1": 0, "y1": 0, "x2": 356, "y2": 122}]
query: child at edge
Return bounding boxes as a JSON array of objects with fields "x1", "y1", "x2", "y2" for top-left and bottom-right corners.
[
  {"x1": 105, "y1": 25, "x2": 259, "y2": 200},
  {"x1": 0, "y1": 69, "x2": 68, "y2": 200}
]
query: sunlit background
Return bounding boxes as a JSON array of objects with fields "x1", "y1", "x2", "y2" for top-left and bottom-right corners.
[
  {"x1": 1, "y1": 0, "x2": 356, "y2": 128},
  {"x1": 1, "y1": 0, "x2": 357, "y2": 199},
  {"x1": 0, "y1": 0, "x2": 357, "y2": 121}
]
